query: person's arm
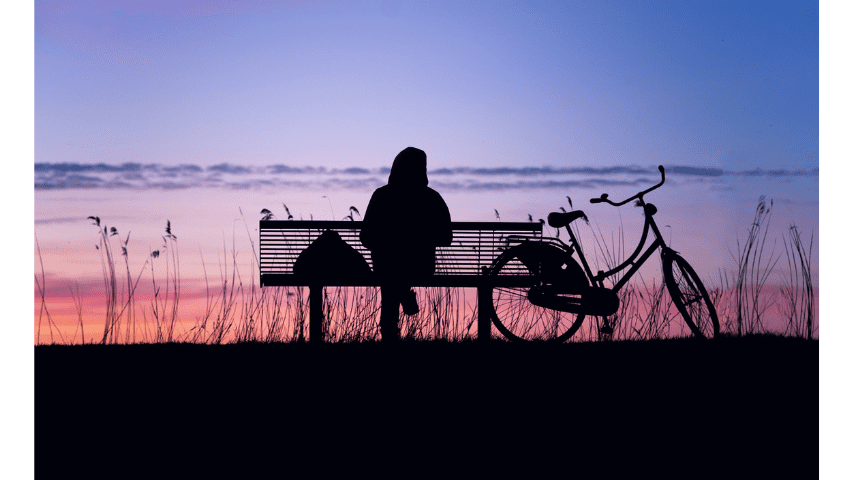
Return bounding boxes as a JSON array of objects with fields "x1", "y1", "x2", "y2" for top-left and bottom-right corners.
[
  {"x1": 434, "y1": 192, "x2": 453, "y2": 247},
  {"x1": 360, "y1": 191, "x2": 380, "y2": 251}
]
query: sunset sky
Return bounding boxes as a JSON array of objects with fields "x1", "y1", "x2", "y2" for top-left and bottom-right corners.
[
  {"x1": 31, "y1": 0, "x2": 825, "y2": 345},
  {"x1": 34, "y1": 1, "x2": 819, "y2": 344},
  {"x1": 30, "y1": 0, "x2": 827, "y2": 346},
  {"x1": 14, "y1": 1, "x2": 854, "y2": 474}
]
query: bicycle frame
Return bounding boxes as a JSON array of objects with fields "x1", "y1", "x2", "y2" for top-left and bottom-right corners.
[
  {"x1": 563, "y1": 198, "x2": 668, "y2": 294},
  {"x1": 501, "y1": 165, "x2": 671, "y2": 294},
  {"x1": 487, "y1": 165, "x2": 721, "y2": 340},
  {"x1": 558, "y1": 166, "x2": 672, "y2": 294}
]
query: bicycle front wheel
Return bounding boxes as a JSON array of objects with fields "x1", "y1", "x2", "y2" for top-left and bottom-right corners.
[
  {"x1": 662, "y1": 251, "x2": 720, "y2": 339},
  {"x1": 487, "y1": 245, "x2": 587, "y2": 342}
]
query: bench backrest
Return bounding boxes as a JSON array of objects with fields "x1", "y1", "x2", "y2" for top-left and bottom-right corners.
[{"x1": 259, "y1": 220, "x2": 542, "y2": 285}]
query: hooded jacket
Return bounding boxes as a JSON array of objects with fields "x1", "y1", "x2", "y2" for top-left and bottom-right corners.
[{"x1": 360, "y1": 147, "x2": 452, "y2": 279}]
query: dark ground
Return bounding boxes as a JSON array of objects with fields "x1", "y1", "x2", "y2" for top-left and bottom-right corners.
[{"x1": 36, "y1": 335, "x2": 816, "y2": 478}]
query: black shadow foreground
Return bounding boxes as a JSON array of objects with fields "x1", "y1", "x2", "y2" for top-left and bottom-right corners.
[{"x1": 36, "y1": 336, "x2": 816, "y2": 477}]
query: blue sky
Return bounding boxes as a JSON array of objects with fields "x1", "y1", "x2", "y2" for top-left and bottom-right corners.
[
  {"x1": 35, "y1": 0, "x2": 818, "y2": 175},
  {"x1": 31, "y1": 0, "x2": 822, "y2": 318},
  {"x1": 32, "y1": 1, "x2": 821, "y2": 285}
]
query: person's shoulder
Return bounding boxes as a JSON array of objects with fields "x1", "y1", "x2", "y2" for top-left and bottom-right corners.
[
  {"x1": 425, "y1": 186, "x2": 448, "y2": 202},
  {"x1": 369, "y1": 184, "x2": 391, "y2": 197},
  {"x1": 425, "y1": 186, "x2": 445, "y2": 197}
]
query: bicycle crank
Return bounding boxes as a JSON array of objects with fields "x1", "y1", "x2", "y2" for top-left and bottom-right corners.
[{"x1": 527, "y1": 285, "x2": 620, "y2": 317}]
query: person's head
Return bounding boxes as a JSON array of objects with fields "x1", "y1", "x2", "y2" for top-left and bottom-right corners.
[{"x1": 388, "y1": 147, "x2": 428, "y2": 187}]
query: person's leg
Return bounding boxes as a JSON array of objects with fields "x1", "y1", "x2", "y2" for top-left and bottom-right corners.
[
  {"x1": 401, "y1": 288, "x2": 419, "y2": 316},
  {"x1": 380, "y1": 284, "x2": 401, "y2": 342}
]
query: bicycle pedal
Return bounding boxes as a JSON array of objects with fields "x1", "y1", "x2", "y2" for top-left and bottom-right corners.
[{"x1": 599, "y1": 325, "x2": 614, "y2": 335}]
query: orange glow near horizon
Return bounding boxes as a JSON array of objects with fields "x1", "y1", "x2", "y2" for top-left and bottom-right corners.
[{"x1": 35, "y1": 275, "x2": 819, "y2": 345}]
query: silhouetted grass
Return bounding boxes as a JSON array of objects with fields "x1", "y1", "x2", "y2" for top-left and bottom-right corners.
[
  {"x1": 729, "y1": 196, "x2": 780, "y2": 335},
  {"x1": 779, "y1": 224, "x2": 815, "y2": 339},
  {"x1": 86, "y1": 216, "x2": 151, "y2": 344},
  {"x1": 35, "y1": 234, "x2": 63, "y2": 345},
  {"x1": 35, "y1": 198, "x2": 817, "y2": 345},
  {"x1": 711, "y1": 197, "x2": 816, "y2": 339}
]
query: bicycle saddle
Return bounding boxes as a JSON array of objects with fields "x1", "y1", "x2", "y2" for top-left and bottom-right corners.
[{"x1": 547, "y1": 211, "x2": 588, "y2": 228}]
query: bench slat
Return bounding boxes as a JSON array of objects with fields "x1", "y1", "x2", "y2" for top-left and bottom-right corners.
[
  {"x1": 260, "y1": 220, "x2": 541, "y2": 231},
  {"x1": 259, "y1": 220, "x2": 543, "y2": 285},
  {"x1": 260, "y1": 274, "x2": 538, "y2": 288}
]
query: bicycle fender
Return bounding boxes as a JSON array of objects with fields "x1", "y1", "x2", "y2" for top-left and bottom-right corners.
[{"x1": 509, "y1": 242, "x2": 588, "y2": 288}]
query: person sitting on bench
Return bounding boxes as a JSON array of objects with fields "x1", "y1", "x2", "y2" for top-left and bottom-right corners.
[{"x1": 360, "y1": 147, "x2": 452, "y2": 342}]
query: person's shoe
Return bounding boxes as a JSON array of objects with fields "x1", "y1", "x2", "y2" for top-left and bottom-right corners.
[{"x1": 401, "y1": 289, "x2": 419, "y2": 316}]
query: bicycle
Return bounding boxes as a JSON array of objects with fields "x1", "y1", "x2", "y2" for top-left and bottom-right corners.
[{"x1": 484, "y1": 165, "x2": 720, "y2": 342}]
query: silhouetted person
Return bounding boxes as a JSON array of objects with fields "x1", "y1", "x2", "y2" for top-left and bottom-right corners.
[{"x1": 361, "y1": 147, "x2": 452, "y2": 342}]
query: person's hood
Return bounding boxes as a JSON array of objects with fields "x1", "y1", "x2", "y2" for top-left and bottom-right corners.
[{"x1": 388, "y1": 147, "x2": 428, "y2": 187}]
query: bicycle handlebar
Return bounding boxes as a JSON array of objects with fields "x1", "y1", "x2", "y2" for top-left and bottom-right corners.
[{"x1": 590, "y1": 165, "x2": 665, "y2": 206}]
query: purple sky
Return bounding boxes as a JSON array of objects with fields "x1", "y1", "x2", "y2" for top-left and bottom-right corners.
[
  {"x1": 32, "y1": 0, "x2": 823, "y2": 340},
  {"x1": 33, "y1": 0, "x2": 819, "y2": 300},
  {"x1": 36, "y1": 1, "x2": 817, "y2": 173}
]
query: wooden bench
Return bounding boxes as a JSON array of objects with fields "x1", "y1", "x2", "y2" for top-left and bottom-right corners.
[{"x1": 259, "y1": 220, "x2": 543, "y2": 342}]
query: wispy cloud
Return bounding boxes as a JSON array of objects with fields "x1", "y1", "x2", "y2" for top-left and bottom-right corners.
[
  {"x1": 34, "y1": 162, "x2": 818, "y2": 192},
  {"x1": 35, "y1": 217, "x2": 91, "y2": 225},
  {"x1": 430, "y1": 166, "x2": 653, "y2": 176},
  {"x1": 208, "y1": 163, "x2": 253, "y2": 174},
  {"x1": 672, "y1": 166, "x2": 724, "y2": 176}
]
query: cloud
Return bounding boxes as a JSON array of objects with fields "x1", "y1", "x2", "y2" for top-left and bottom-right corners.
[
  {"x1": 207, "y1": 163, "x2": 253, "y2": 174},
  {"x1": 429, "y1": 166, "x2": 652, "y2": 176},
  {"x1": 342, "y1": 167, "x2": 371, "y2": 174},
  {"x1": 35, "y1": 217, "x2": 90, "y2": 225},
  {"x1": 35, "y1": 162, "x2": 145, "y2": 173},
  {"x1": 34, "y1": 162, "x2": 818, "y2": 192},
  {"x1": 435, "y1": 178, "x2": 649, "y2": 191},
  {"x1": 735, "y1": 167, "x2": 819, "y2": 177},
  {"x1": 266, "y1": 165, "x2": 328, "y2": 174},
  {"x1": 163, "y1": 164, "x2": 203, "y2": 173},
  {"x1": 672, "y1": 166, "x2": 724, "y2": 177}
]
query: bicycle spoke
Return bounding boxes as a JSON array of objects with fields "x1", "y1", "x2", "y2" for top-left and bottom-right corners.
[
  {"x1": 665, "y1": 253, "x2": 719, "y2": 339},
  {"x1": 489, "y1": 246, "x2": 588, "y2": 342},
  {"x1": 683, "y1": 294, "x2": 702, "y2": 307},
  {"x1": 495, "y1": 287, "x2": 528, "y2": 298}
]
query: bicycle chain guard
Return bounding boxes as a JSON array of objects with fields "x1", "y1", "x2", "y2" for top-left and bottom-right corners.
[{"x1": 527, "y1": 285, "x2": 619, "y2": 317}]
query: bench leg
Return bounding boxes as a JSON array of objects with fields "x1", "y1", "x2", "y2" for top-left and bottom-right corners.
[
  {"x1": 477, "y1": 286, "x2": 491, "y2": 342},
  {"x1": 310, "y1": 284, "x2": 324, "y2": 344}
]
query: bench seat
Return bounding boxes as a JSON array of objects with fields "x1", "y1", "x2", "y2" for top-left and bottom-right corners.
[{"x1": 260, "y1": 220, "x2": 542, "y2": 286}]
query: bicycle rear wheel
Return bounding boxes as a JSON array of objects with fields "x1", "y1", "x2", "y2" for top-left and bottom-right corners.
[
  {"x1": 486, "y1": 244, "x2": 587, "y2": 342},
  {"x1": 662, "y1": 251, "x2": 720, "y2": 339}
]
